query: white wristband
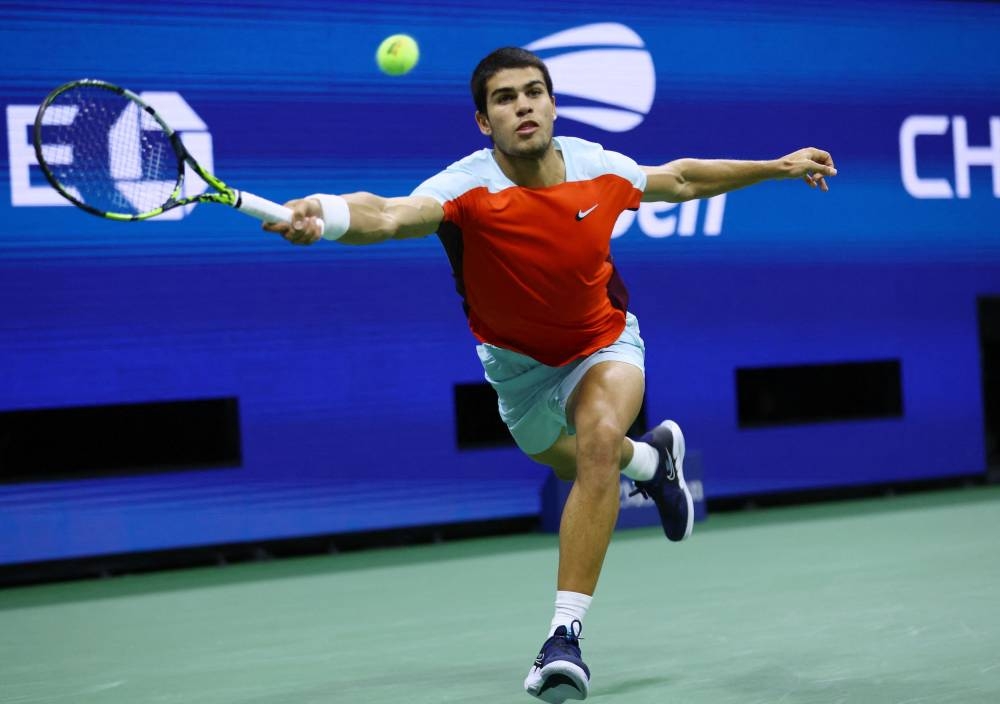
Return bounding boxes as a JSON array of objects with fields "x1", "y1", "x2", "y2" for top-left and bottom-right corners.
[{"x1": 308, "y1": 193, "x2": 351, "y2": 241}]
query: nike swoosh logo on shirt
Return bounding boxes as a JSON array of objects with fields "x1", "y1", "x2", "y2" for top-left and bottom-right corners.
[{"x1": 575, "y1": 204, "x2": 599, "y2": 221}]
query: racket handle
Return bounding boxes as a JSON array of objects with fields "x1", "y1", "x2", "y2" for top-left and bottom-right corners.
[{"x1": 234, "y1": 190, "x2": 325, "y2": 231}]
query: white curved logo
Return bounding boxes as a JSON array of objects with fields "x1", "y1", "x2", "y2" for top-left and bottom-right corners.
[{"x1": 526, "y1": 23, "x2": 656, "y2": 133}]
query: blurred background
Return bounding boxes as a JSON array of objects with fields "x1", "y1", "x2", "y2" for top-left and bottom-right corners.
[{"x1": 2, "y1": 0, "x2": 998, "y2": 582}]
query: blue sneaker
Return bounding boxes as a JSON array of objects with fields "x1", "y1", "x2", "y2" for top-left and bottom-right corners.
[
  {"x1": 523, "y1": 620, "x2": 590, "y2": 703},
  {"x1": 630, "y1": 419, "x2": 693, "y2": 541}
]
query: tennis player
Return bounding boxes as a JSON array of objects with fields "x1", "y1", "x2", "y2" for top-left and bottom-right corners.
[{"x1": 264, "y1": 47, "x2": 836, "y2": 703}]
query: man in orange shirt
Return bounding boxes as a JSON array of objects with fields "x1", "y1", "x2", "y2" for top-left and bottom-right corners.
[{"x1": 265, "y1": 47, "x2": 836, "y2": 703}]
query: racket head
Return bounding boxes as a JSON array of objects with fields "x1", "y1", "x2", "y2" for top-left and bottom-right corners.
[{"x1": 32, "y1": 79, "x2": 222, "y2": 221}]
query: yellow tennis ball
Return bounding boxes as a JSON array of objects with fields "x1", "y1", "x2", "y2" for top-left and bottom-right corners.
[{"x1": 376, "y1": 34, "x2": 419, "y2": 76}]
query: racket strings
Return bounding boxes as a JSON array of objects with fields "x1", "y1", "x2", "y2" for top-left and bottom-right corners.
[{"x1": 40, "y1": 86, "x2": 180, "y2": 216}]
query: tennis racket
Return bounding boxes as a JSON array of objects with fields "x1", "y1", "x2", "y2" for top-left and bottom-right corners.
[{"x1": 33, "y1": 79, "x2": 318, "y2": 227}]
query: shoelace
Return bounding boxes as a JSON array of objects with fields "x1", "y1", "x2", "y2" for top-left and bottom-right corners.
[
  {"x1": 532, "y1": 619, "x2": 584, "y2": 669},
  {"x1": 629, "y1": 484, "x2": 650, "y2": 500}
]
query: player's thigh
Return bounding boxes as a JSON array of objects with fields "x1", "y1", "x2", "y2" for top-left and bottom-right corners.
[{"x1": 566, "y1": 360, "x2": 645, "y2": 436}]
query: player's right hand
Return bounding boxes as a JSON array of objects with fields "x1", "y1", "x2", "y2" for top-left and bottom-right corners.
[{"x1": 262, "y1": 198, "x2": 324, "y2": 245}]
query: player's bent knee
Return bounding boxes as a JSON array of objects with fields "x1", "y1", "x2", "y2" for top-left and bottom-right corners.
[
  {"x1": 575, "y1": 422, "x2": 626, "y2": 464},
  {"x1": 575, "y1": 416, "x2": 625, "y2": 443}
]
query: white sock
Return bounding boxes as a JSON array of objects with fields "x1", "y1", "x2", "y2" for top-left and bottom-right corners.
[
  {"x1": 621, "y1": 437, "x2": 658, "y2": 481},
  {"x1": 549, "y1": 590, "x2": 592, "y2": 637}
]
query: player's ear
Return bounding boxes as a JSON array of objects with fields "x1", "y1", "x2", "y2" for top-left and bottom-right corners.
[
  {"x1": 475, "y1": 110, "x2": 491, "y2": 136},
  {"x1": 551, "y1": 94, "x2": 557, "y2": 120}
]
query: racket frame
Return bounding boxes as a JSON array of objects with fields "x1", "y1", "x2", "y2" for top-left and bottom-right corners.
[{"x1": 33, "y1": 79, "x2": 291, "y2": 224}]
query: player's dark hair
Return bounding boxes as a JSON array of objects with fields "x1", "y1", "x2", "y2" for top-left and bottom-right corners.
[{"x1": 471, "y1": 47, "x2": 553, "y2": 115}]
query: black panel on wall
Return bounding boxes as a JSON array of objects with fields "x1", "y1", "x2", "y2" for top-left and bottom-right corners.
[
  {"x1": 454, "y1": 382, "x2": 513, "y2": 449},
  {"x1": 0, "y1": 398, "x2": 242, "y2": 482},
  {"x1": 736, "y1": 360, "x2": 903, "y2": 428}
]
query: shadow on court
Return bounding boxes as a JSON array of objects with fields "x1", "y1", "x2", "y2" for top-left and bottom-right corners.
[{"x1": 591, "y1": 675, "x2": 675, "y2": 698}]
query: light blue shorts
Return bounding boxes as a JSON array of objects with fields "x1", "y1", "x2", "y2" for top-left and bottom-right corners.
[{"x1": 476, "y1": 312, "x2": 645, "y2": 455}]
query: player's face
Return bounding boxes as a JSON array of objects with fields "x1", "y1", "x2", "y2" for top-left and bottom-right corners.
[{"x1": 476, "y1": 67, "x2": 556, "y2": 160}]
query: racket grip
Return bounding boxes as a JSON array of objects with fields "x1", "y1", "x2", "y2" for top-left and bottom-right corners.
[{"x1": 235, "y1": 190, "x2": 325, "y2": 231}]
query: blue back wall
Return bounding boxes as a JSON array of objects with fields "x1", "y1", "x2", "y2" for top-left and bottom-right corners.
[{"x1": 2, "y1": 0, "x2": 998, "y2": 563}]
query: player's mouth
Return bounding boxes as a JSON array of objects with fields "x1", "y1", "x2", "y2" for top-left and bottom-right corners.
[{"x1": 516, "y1": 121, "x2": 539, "y2": 135}]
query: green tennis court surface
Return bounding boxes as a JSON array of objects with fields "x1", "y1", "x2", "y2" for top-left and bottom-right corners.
[{"x1": 3, "y1": 486, "x2": 999, "y2": 703}]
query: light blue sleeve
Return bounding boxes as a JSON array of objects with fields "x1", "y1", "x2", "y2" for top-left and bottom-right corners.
[
  {"x1": 412, "y1": 167, "x2": 472, "y2": 205},
  {"x1": 412, "y1": 151, "x2": 493, "y2": 204},
  {"x1": 558, "y1": 136, "x2": 647, "y2": 191},
  {"x1": 601, "y1": 149, "x2": 647, "y2": 192}
]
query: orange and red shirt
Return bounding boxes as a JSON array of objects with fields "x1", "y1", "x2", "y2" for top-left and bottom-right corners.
[{"x1": 413, "y1": 137, "x2": 646, "y2": 367}]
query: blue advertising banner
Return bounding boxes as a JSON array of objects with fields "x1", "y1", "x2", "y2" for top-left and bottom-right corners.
[{"x1": 1, "y1": 0, "x2": 998, "y2": 563}]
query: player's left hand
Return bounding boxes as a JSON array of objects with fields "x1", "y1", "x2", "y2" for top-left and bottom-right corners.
[{"x1": 783, "y1": 147, "x2": 837, "y2": 192}]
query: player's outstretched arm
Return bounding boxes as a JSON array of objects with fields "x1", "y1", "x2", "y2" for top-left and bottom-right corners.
[
  {"x1": 262, "y1": 193, "x2": 444, "y2": 246},
  {"x1": 641, "y1": 147, "x2": 837, "y2": 203}
]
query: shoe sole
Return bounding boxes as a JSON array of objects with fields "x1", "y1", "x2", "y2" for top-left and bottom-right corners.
[
  {"x1": 662, "y1": 420, "x2": 694, "y2": 540},
  {"x1": 525, "y1": 661, "x2": 590, "y2": 703}
]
